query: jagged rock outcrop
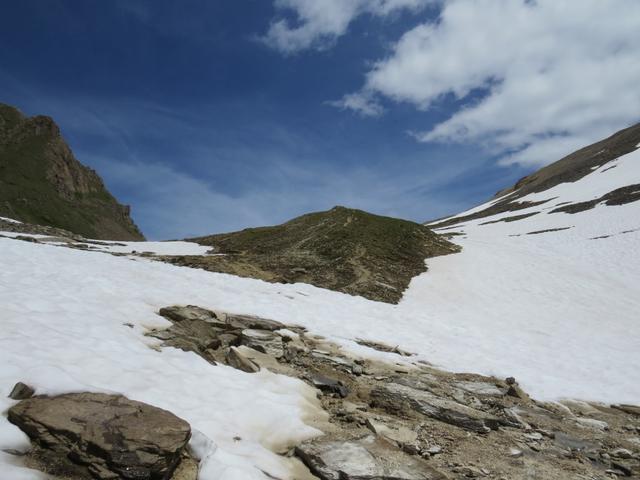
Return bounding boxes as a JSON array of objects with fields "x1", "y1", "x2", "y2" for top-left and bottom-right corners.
[
  {"x1": 0, "y1": 103, "x2": 144, "y2": 240},
  {"x1": 8, "y1": 392, "x2": 191, "y2": 480}
]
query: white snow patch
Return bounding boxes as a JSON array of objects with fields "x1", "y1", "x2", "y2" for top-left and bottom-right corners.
[
  {"x1": 91, "y1": 240, "x2": 212, "y2": 256},
  {"x1": 0, "y1": 240, "x2": 326, "y2": 479},
  {"x1": 516, "y1": 149, "x2": 639, "y2": 205},
  {"x1": 0, "y1": 216, "x2": 22, "y2": 224}
]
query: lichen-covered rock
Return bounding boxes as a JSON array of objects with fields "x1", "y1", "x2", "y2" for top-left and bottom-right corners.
[{"x1": 8, "y1": 392, "x2": 191, "y2": 480}]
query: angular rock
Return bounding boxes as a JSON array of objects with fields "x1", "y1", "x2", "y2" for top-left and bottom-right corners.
[
  {"x1": 295, "y1": 435, "x2": 448, "y2": 480},
  {"x1": 365, "y1": 418, "x2": 418, "y2": 445},
  {"x1": 576, "y1": 417, "x2": 609, "y2": 431},
  {"x1": 613, "y1": 404, "x2": 640, "y2": 416},
  {"x1": 309, "y1": 374, "x2": 349, "y2": 398},
  {"x1": 8, "y1": 382, "x2": 35, "y2": 400},
  {"x1": 8, "y1": 393, "x2": 191, "y2": 480},
  {"x1": 454, "y1": 381, "x2": 506, "y2": 397},
  {"x1": 227, "y1": 347, "x2": 260, "y2": 373},
  {"x1": 240, "y1": 329, "x2": 284, "y2": 358},
  {"x1": 224, "y1": 313, "x2": 285, "y2": 331},
  {"x1": 158, "y1": 305, "x2": 229, "y2": 329},
  {"x1": 611, "y1": 448, "x2": 634, "y2": 459},
  {"x1": 371, "y1": 381, "x2": 512, "y2": 433},
  {"x1": 159, "y1": 305, "x2": 284, "y2": 331}
]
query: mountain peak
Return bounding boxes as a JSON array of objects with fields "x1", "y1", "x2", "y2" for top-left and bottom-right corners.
[{"x1": 0, "y1": 102, "x2": 144, "y2": 240}]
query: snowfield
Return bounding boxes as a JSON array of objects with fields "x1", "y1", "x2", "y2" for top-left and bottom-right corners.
[{"x1": 0, "y1": 148, "x2": 639, "y2": 479}]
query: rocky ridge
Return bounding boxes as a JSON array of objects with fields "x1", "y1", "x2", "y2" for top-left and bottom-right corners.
[
  {"x1": 0, "y1": 103, "x2": 144, "y2": 240},
  {"x1": 429, "y1": 122, "x2": 640, "y2": 229}
]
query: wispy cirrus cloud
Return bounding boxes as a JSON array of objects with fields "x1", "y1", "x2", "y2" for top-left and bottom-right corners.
[
  {"x1": 336, "y1": 0, "x2": 640, "y2": 166},
  {"x1": 261, "y1": 0, "x2": 434, "y2": 53}
]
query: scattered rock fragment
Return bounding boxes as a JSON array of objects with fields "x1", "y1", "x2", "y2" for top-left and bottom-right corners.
[
  {"x1": 611, "y1": 448, "x2": 634, "y2": 459},
  {"x1": 240, "y1": 329, "x2": 284, "y2": 358},
  {"x1": 576, "y1": 417, "x2": 609, "y2": 431},
  {"x1": 8, "y1": 392, "x2": 191, "y2": 480},
  {"x1": 356, "y1": 338, "x2": 414, "y2": 357},
  {"x1": 227, "y1": 347, "x2": 261, "y2": 373},
  {"x1": 509, "y1": 448, "x2": 523, "y2": 458},
  {"x1": 365, "y1": 418, "x2": 418, "y2": 445},
  {"x1": 8, "y1": 382, "x2": 35, "y2": 400},
  {"x1": 371, "y1": 381, "x2": 511, "y2": 433},
  {"x1": 309, "y1": 374, "x2": 349, "y2": 398},
  {"x1": 455, "y1": 381, "x2": 505, "y2": 397},
  {"x1": 613, "y1": 404, "x2": 640, "y2": 416},
  {"x1": 295, "y1": 435, "x2": 449, "y2": 480}
]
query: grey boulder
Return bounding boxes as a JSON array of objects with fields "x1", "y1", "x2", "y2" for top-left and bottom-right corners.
[{"x1": 8, "y1": 392, "x2": 191, "y2": 480}]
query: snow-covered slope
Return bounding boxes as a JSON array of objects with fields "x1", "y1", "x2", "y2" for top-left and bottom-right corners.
[{"x1": 1, "y1": 131, "x2": 639, "y2": 479}]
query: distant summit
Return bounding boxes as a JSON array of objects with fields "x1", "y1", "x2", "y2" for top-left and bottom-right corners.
[
  {"x1": 164, "y1": 206, "x2": 459, "y2": 303},
  {"x1": 0, "y1": 103, "x2": 144, "y2": 240}
]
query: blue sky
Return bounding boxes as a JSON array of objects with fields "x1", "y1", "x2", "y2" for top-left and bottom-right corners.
[{"x1": 1, "y1": 0, "x2": 639, "y2": 239}]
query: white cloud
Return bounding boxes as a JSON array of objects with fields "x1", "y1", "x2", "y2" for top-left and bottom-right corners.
[
  {"x1": 326, "y1": 91, "x2": 384, "y2": 117},
  {"x1": 344, "y1": 0, "x2": 640, "y2": 166},
  {"x1": 263, "y1": 0, "x2": 433, "y2": 53}
]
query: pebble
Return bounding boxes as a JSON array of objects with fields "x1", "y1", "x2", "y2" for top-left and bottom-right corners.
[
  {"x1": 509, "y1": 448, "x2": 523, "y2": 458},
  {"x1": 426, "y1": 445, "x2": 443, "y2": 455}
]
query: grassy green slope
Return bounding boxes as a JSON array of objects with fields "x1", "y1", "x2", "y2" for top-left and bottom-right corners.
[{"x1": 164, "y1": 206, "x2": 460, "y2": 303}]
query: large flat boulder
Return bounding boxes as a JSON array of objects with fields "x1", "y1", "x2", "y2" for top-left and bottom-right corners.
[{"x1": 8, "y1": 392, "x2": 191, "y2": 480}]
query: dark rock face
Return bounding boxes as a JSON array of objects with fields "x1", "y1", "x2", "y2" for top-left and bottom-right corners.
[
  {"x1": 309, "y1": 374, "x2": 349, "y2": 398},
  {"x1": 0, "y1": 103, "x2": 144, "y2": 240},
  {"x1": 8, "y1": 393, "x2": 191, "y2": 480},
  {"x1": 296, "y1": 435, "x2": 449, "y2": 480}
]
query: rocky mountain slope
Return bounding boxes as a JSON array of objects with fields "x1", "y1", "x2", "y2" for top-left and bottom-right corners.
[
  {"x1": 429, "y1": 122, "x2": 640, "y2": 229},
  {"x1": 165, "y1": 206, "x2": 459, "y2": 303},
  {"x1": 0, "y1": 103, "x2": 144, "y2": 240}
]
